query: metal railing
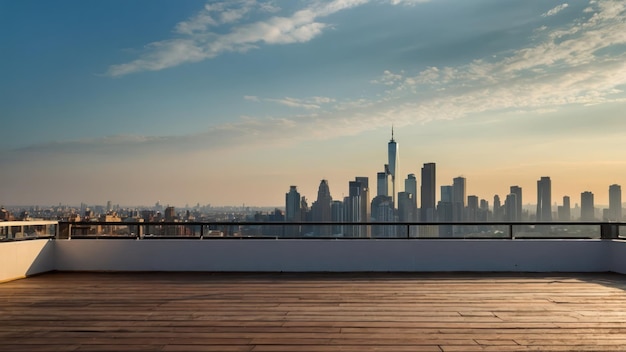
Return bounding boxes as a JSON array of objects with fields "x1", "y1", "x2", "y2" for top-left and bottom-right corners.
[
  {"x1": 1, "y1": 220, "x2": 623, "y2": 241},
  {"x1": 0, "y1": 220, "x2": 58, "y2": 241},
  {"x1": 52, "y1": 221, "x2": 625, "y2": 240}
]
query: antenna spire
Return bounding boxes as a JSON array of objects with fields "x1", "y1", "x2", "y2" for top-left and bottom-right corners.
[{"x1": 391, "y1": 124, "x2": 395, "y2": 141}]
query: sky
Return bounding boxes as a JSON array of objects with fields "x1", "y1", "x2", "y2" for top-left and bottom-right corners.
[{"x1": 1, "y1": 0, "x2": 625, "y2": 208}]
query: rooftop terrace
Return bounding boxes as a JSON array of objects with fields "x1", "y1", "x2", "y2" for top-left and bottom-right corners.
[{"x1": 1, "y1": 221, "x2": 626, "y2": 351}]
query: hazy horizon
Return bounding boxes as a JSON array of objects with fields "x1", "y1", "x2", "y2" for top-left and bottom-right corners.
[{"x1": 2, "y1": 0, "x2": 625, "y2": 207}]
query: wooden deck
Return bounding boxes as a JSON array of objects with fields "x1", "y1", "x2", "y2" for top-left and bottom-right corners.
[{"x1": 1, "y1": 272, "x2": 626, "y2": 351}]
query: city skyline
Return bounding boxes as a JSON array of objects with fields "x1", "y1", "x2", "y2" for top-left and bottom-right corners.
[{"x1": 2, "y1": 0, "x2": 625, "y2": 206}]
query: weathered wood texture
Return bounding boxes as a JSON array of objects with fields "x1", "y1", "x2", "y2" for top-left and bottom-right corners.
[{"x1": 1, "y1": 272, "x2": 626, "y2": 351}]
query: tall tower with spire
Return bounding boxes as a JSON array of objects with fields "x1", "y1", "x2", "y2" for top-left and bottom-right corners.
[{"x1": 387, "y1": 126, "x2": 398, "y2": 206}]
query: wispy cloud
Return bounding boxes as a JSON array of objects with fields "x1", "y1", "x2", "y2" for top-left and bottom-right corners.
[
  {"x1": 370, "y1": 70, "x2": 404, "y2": 85},
  {"x1": 174, "y1": 1, "x2": 266, "y2": 35},
  {"x1": 387, "y1": 0, "x2": 431, "y2": 5},
  {"x1": 542, "y1": 3, "x2": 569, "y2": 17},
  {"x1": 244, "y1": 95, "x2": 260, "y2": 102},
  {"x1": 258, "y1": 1, "x2": 281, "y2": 13},
  {"x1": 265, "y1": 97, "x2": 321, "y2": 109},
  {"x1": 106, "y1": 0, "x2": 369, "y2": 77},
  {"x1": 371, "y1": 0, "x2": 626, "y2": 122},
  {"x1": 245, "y1": 95, "x2": 336, "y2": 109}
]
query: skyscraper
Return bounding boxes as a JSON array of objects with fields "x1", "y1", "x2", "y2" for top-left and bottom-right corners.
[
  {"x1": 510, "y1": 186, "x2": 522, "y2": 221},
  {"x1": 330, "y1": 200, "x2": 344, "y2": 235},
  {"x1": 493, "y1": 195, "x2": 503, "y2": 221},
  {"x1": 311, "y1": 180, "x2": 332, "y2": 236},
  {"x1": 388, "y1": 127, "x2": 398, "y2": 205},
  {"x1": 397, "y1": 191, "x2": 413, "y2": 237},
  {"x1": 300, "y1": 197, "x2": 311, "y2": 234},
  {"x1": 164, "y1": 206, "x2": 176, "y2": 222},
  {"x1": 405, "y1": 174, "x2": 417, "y2": 203},
  {"x1": 505, "y1": 193, "x2": 518, "y2": 222},
  {"x1": 467, "y1": 195, "x2": 478, "y2": 222},
  {"x1": 609, "y1": 184, "x2": 622, "y2": 221},
  {"x1": 397, "y1": 192, "x2": 413, "y2": 222},
  {"x1": 285, "y1": 186, "x2": 301, "y2": 236},
  {"x1": 345, "y1": 182, "x2": 361, "y2": 225},
  {"x1": 479, "y1": 199, "x2": 489, "y2": 221},
  {"x1": 371, "y1": 195, "x2": 394, "y2": 237},
  {"x1": 420, "y1": 163, "x2": 436, "y2": 222},
  {"x1": 581, "y1": 191, "x2": 595, "y2": 221},
  {"x1": 437, "y1": 185, "x2": 454, "y2": 237},
  {"x1": 285, "y1": 186, "x2": 301, "y2": 221},
  {"x1": 377, "y1": 171, "x2": 389, "y2": 197},
  {"x1": 345, "y1": 178, "x2": 370, "y2": 237},
  {"x1": 452, "y1": 177, "x2": 466, "y2": 222},
  {"x1": 536, "y1": 177, "x2": 552, "y2": 221},
  {"x1": 355, "y1": 176, "x2": 370, "y2": 227},
  {"x1": 558, "y1": 196, "x2": 571, "y2": 221},
  {"x1": 404, "y1": 174, "x2": 418, "y2": 223},
  {"x1": 440, "y1": 185, "x2": 453, "y2": 205}
]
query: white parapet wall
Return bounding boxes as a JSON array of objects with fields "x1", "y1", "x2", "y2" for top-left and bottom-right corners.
[
  {"x1": 610, "y1": 240, "x2": 626, "y2": 274},
  {"x1": 55, "y1": 239, "x2": 614, "y2": 273},
  {"x1": 0, "y1": 239, "x2": 55, "y2": 282}
]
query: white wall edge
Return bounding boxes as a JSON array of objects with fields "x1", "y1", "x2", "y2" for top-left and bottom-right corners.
[{"x1": 0, "y1": 239, "x2": 55, "y2": 282}]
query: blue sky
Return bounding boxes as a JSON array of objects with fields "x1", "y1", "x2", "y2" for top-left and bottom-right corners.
[{"x1": 1, "y1": 0, "x2": 625, "y2": 207}]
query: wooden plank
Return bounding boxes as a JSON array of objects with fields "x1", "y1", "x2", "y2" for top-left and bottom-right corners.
[{"x1": 1, "y1": 272, "x2": 626, "y2": 351}]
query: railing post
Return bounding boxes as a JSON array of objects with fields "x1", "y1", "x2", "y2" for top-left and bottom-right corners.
[
  {"x1": 600, "y1": 224, "x2": 619, "y2": 239},
  {"x1": 57, "y1": 222, "x2": 72, "y2": 240},
  {"x1": 509, "y1": 224, "x2": 514, "y2": 240}
]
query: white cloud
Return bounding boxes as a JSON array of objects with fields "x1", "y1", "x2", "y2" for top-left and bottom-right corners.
[
  {"x1": 245, "y1": 95, "x2": 337, "y2": 109},
  {"x1": 265, "y1": 97, "x2": 321, "y2": 109},
  {"x1": 259, "y1": 1, "x2": 281, "y2": 13},
  {"x1": 220, "y1": 7, "x2": 249, "y2": 24},
  {"x1": 42, "y1": 0, "x2": 626, "y2": 159},
  {"x1": 371, "y1": 70, "x2": 404, "y2": 85},
  {"x1": 107, "y1": 0, "x2": 369, "y2": 77},
  {"x1": 334, "y1": 98, "x2": 374, "y2": 110},
  {"x1": 387, "y1": 0, "x2": 430, "y2": 5},
  {"x1": 228, "y1": 12, "x2": 327, "y2": 45},
  {"x1": 175, "y1": 0, "x2": 256, "y2": 35},
  {"x1": 403, "y1": 66, "x2": 440, "y2": 86},
  {"x1": 107, "y1": 39, "x2": 207, "y2": 77},
  {"x1": 310, "y1": 96, "x2": 336, "y2": 104},
  {"x1": 175, "y1": 13, "x2": 217, "y2": 35},
  {"x1": 364, "y1": 0, "x2": 626, "y2": 130},
  {"x1": 541, "y1": 3, "x2": 569, "y2": 17}
]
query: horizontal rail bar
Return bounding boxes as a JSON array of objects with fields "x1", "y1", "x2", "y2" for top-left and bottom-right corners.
[
  {"x1": 59, "y1": 221, "x2": 626, "y2": 226},
  {"x1": 47, "y1": 221, "x2": 624, "y2": 241}
]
